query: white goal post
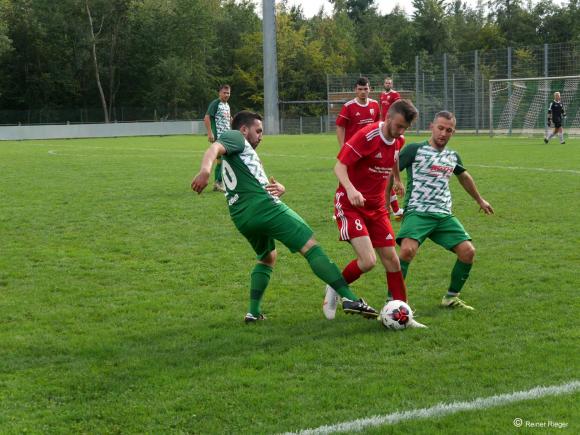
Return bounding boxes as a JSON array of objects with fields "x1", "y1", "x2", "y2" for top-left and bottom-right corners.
[{"x1": 489, "y1": 75, "x2": 580, "y2": 137}]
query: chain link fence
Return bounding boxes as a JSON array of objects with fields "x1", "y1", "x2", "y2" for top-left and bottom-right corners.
[
  {"x1": 2, "y1": 41, "x2": 579, "y2": 137},
  {"x1": 326, "y1": 41, "x2": 580, "y2": 136}
]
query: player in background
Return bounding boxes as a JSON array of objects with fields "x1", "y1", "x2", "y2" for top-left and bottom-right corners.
[
  {"x1": 397, "y1": 111, "x2": 494, "y2": 311},
  {"x1": 335, "y1": 77, "x2": 380, "y2": 147},
  {"x1": 379, "y1": 77, "x2": 401, "y2": 121},
  {"x1": 203, "y1": 84, "x2": 232, "y2": 192},
  {"x1": 380, "y1": 77, "x2": 404, "y2": 221},
  {"x1": 544, "y1": 91, "x2": 567, "y2": 144},
  {"x1": 192, "y1": 111, "x2": 379, "y2": 323},
  {"x1": 323, "y1": 100, "x2": 426, "y2": 328}
]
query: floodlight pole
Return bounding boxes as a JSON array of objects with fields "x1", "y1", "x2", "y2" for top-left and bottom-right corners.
[{"x1": 263, "y1": 0, "x2": 280, "y2": 134}]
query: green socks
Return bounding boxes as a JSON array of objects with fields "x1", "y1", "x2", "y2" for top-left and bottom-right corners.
[
  {"x1": 304, "y1": 245, "x2": 358, "y2": 301},
  {"x1": 448, "y1": 260, "x2": 472, "y2": 295},
  {"x1": 249, "y1": 263, "x2": 273, "y2": 316},
  {"x1": 399, "y1": 259, "x2": 410, "y2": 279}
]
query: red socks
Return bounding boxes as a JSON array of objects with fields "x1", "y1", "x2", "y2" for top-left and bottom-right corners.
[
  {"x1": 387, "y1": 271, "x2": 407, "y2": 302},
  {"x1": 342, "y1": 260, "x2": 363, "y2": 284}
]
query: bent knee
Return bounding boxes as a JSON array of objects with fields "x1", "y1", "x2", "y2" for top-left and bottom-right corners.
[
  {"x1": 358, "y1": 255, "x2": 377, "y2": 272},
  {"x1": 399, "y1": 244, "x2": 418, "y2": 261},
  {"x1": 457, "y1": 243, "x2": 476, "y2": 263}
]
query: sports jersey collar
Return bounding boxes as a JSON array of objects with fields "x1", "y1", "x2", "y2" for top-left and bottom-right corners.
[
  {"x1": 354, "y1": 98, "x2": 370, "y2": 107},
  {"x1": 378, "y1": 122, "x2": 396, "y2": 146}
]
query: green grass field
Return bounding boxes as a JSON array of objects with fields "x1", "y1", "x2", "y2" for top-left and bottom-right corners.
[{"x1": 1, "y1": 133, "x2": 578, "y2": 433}]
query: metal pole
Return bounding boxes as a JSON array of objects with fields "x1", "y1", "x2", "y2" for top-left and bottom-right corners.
[
  {"x1": 263, "y1": 0, "x2": 280, "y2": 134},
  {"x1": 444, "y1": 53, "x2": 448, "y2": 110},
  {"x1": 415, "y1": 56, "x2": 420, "y2": 134},
  {"x1": 326, "y1": 73, "x2": 330, "y2": 132},
  {"x1": 422, "y1": 72, "x2": 425, "y2": 131},
  {"x1": 508, "y1": 46, "x2": 512, "y2": 135},
  {"x1": 544, "y1": 43, "x2": 549, "y2": 136},
  {"x1": 489, "y1": 80, "x2": 493, "y2": 137},
  {"x1": 452, "y1": 74, "x2": 456, "y2": 115},
  {"x1": 475, "y1": 50, "x2": 479, "y2": 134},
  {"x1": 481, "y1": 73, "x2": 485, "y2": 131}
]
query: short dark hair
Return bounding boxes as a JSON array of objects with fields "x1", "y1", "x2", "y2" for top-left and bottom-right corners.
[
  {"x1": 232, "y1": 110, "x2": 262, "y2": 130},
  {"x1": 355, "y1": 77, "x2": 370, "y2": 87},
  {"x1": 433, "y1": 110, "x2": 456, "y2": 123},
  {"x1": 388, "y1": 99, "x2": 418, "y2": 124},
  {"x1": 219, "y1": 84, "x2": 231, "y2": 91}
]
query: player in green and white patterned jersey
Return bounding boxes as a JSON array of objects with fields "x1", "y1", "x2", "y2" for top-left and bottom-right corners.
[
  {"x1": 192, "y1": 110, "x2": 378, "y2": 323},
  {"x1": 203, "y1": 84, "x2": 232, "y2": 192},
  {"x1": 396, "y1": 111, "x2": 494, "y2": 310}
]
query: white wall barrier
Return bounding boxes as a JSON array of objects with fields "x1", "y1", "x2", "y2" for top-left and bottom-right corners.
[{"x1": 0, "y1": 120, "x2": 205, "y2": 140}]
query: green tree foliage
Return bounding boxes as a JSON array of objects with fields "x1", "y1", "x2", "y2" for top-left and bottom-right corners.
[{"x1": 0, "y1": 0, "x2": 576, "y2": 123}]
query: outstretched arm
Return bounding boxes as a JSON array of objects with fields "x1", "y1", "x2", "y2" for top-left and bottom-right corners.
[
  {"x1": 191, "y1": 142, "x2": 226, "y2": 193},
  {"x1": 456, "y1": 171, "x2": 494, "y2": 215}
]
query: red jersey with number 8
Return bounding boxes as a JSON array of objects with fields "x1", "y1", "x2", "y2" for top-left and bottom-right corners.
[{"x1": 336, "y1": 121, "x2": 405, "y2": 209}]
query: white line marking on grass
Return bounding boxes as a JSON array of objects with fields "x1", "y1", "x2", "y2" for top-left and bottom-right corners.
[
  {"x1": 259, "y1": 153, "x2": 580, "y2": 174},
  {"x1": 284, "y1": 380, "x2": 580, "y2": 434},
  {"x1": 38, "y1": 146, "x2": 580, "y2": 174},
  {"x1": 470, "y1": 164, "x2": 580, "y2": 175}
]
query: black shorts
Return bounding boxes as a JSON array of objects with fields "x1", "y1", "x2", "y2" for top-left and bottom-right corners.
[{"x1": 553, "y1": 118, "x2": 562, "y2": 128}]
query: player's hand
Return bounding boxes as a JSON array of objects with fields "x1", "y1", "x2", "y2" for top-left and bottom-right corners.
[
  {"x1": 393, "y1": 180, "x2": 405, "y2": 197},
  {"x1": 547, "y1": 118, "x2": 552, "y2": 127},
  {"x1": 346, "y1": 187, "x2": 365, "y2": 207},
  {"x1": 191, "y1": 171, "x2": 210, "y2": 194},
  {"x1": 478, "y1": 199, "x2": 494, "y2": 215},
  {"x1": 265, "y1": 176, "x2": 285, "y2": 197},
  {"x1": 207, "y1": 133, "x2": 215, "y2": 143}
]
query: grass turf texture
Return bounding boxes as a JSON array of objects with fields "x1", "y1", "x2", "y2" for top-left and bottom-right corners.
[{"x1": 0, "y1": 134, "x2": 578, "y2": 433}]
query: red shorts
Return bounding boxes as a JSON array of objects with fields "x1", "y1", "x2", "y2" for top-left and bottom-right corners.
[{"x1": 334, "y1": 192, "x2": 395, "y2": 247}]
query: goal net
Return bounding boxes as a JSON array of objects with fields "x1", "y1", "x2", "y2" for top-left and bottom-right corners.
[{"x1": 489, "y1": 75, "x2": 580, "y2": 136}]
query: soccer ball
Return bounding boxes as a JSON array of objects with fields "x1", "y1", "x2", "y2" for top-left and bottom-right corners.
[{"x1": 380, "y1": 300, "x2": 413, "y2": 330}]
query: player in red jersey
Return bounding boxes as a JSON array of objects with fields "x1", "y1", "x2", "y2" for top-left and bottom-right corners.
[
  {"x1": 380, "y1": 77, "x2": 401, "y2": 121},
  {"x1": 323, "y1": 100, "x2": 426, "y2": 328},
  {"x1": 380, "y1": 77, "x2": 404, "y2": 220},
  {"x1": 336, "y1": 77, "x2": 380, "y2": 147}
]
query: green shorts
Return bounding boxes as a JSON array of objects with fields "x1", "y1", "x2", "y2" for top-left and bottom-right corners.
[
  {"x1": 396, "y1": 211, "x2": 471, "y2": 251},
  {"x1": 237, "y1": 207, "x2": 314, "y2": 260}
]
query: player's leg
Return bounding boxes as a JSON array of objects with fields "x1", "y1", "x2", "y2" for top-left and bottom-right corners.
[
  {"x1": 396, "y1": 212, "x2": 435, "y2": 279},
  {"x1": 324, "y1": 200, "x2": 376, "y2": 318},
  {"x1": 430, "y1": 216, "x2": 475, "y2": 310},
  {"x1": 242, "y1": 232, "x2": 277, "y2": 322},
  {"x1": 557, "y1": 125, "x2": 565, "y2": 144},
  {"x1": 300, "y1": 237, "x2": 378, "y2": 319},
  {"x1": 268, "y1": 208, "x2": 378, "y2": 318},
  {"x1": 398, "y1": 238, "x2": 419, "y2": 279},
  {"x1": 390, "y1": 189, "x2": 404, "y2": 220},
  {"x1": 377, "y1": 246, "x2": 407, "y2": 302},
  {"x1": 365, "y1": 207, "x2": 406, "y2": 302},
  {"x1": 334, "y1": 198, "x2": 376, "y2": 284}
]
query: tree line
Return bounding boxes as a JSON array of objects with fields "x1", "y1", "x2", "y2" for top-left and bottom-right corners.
[{"x1": 0, "y1": 0, "x2": 578, "y2": 123}]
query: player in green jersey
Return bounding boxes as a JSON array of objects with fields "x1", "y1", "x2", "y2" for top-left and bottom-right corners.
[
  {"x1": 396, "y1": 111, "x2": 494, "y2": 310},
  {"x1": 192, "y1": 110, "x2": 379, "y2": 323},
  {"x1": 203, "y1": 84, "x2": 232, "y2": 192}
]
